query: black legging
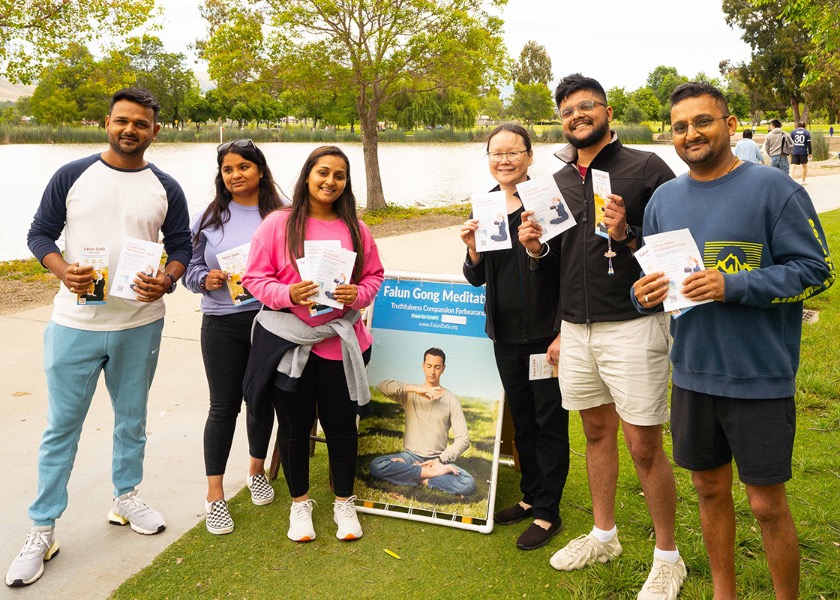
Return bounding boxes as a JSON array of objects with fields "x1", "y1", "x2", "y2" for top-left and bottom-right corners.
[
  {"x1": 248, "y1": 347, "x2": 371, "y2": 498},
  {"x1": 200, "y1": 310, "x2": 258, "y2": 476},
  {"x1": 494, "y1": 338, "x2": 570, "y2": 523}
]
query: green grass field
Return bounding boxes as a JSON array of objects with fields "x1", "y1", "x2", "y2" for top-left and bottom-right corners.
[{"x1": 113, "y1": 211, "x2": 840, "y2": 599}]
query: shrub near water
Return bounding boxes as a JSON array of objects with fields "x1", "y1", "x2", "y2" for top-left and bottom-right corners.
[
  {"x1": 811, "y1": 132, "x2": 830, "y2": 161},
  {"x1": 1, "y1": 123, "x2": 656, "y2": 145}
]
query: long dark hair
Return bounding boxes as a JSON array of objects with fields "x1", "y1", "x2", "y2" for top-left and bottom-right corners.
[
  {"x1": 286, "y1": 145, "x2": 364, "y2": 281},
  {"x1": 194, "y1": 141, "x2": 285, "y2": 244}
]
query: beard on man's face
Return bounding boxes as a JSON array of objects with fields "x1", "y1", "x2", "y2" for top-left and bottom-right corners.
[{"x1": 565, "y1": 118, "x2": 610, "y2": 149}]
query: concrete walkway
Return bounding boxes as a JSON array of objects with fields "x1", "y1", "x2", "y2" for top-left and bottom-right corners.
[{"x1": 1, "y1": 172, "x2": 838, "y2": 599}]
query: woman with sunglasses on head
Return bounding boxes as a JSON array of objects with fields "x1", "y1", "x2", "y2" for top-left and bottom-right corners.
[
  {"x1": 242, "y1": 145, "x2": 384, "y2": 543},
  {"x1": 183, "y1": 139, "x2": 286, "y2": 535},
  {"x1": 461, "y1": 124, "x2": 570, "y2": 551}
]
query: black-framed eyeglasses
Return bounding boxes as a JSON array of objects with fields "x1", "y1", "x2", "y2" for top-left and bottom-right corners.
[
  {"x1": 217, "y1": 139, "x2": 255, "y2": 153},
  {"x1": 671, "y1": 117, "x2": 729, "y2": 137},
  {"x1": 559, "y1": 100, "x2": 607, "y2": 120},
  {"x1": 487, "y1": 149, "x2": 529, "y2": 163}
]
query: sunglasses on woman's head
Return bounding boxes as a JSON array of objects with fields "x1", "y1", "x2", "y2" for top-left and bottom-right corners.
[{"x1": 217, "y1": 139, "x2": 255, "y2": 153}]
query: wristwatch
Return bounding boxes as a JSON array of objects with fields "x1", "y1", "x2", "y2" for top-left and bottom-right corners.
[
  {"x1": 612, "y1": 224, "x2": 636, "y2": 246},
  {"x1": 165, "y1": 273, "x2": 178, "y2": 294}
]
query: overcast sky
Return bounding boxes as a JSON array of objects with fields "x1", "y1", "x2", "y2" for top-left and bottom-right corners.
[{"x1": 152, "y1": 0, "x2": 753, "y2": 92}]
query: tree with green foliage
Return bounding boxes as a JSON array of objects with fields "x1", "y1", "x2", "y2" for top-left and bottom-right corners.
[
  {"x1": 508, "y1": 82, "x2": 554, "y2": 125},
  {"x1": 29, "y1": 44, "x2": 133, "y2": 125},
  {"x1": 197, "y1": 1, "x2": 272, "y2": 122},
  {"x1": 754, "y1": 0, "x2": 840, "y2": 84},
  {"x1": 622, "y1": 102, "x2": 646, "y2": 125},
  {"x1": 606, "y1": 87, "x2": 628, "y2": 121},
  {"x1": 478, "y1": 86, "x2": 505, "y2": 122},
  {"x1": 123, "y1": 35, "x2": 200, "y2": 128},
  {"x1": 645, "y1": 66, "x2": 687, "y2": 129},
  {"x1": 628, "y1": 87, "x2": 660, "y2": 122},
  {"x1": 723, "y1": 0, "x2": 811, "y2": 123},
  {"x1": 258, "y1": 0, "x2": 507, "y2": 209},
  {"x1": 0, "y1": 0, "x2": 154, "y2": 84},
  {"x1": 511, "y1": 41, "x2": 552, "y2": 86}
]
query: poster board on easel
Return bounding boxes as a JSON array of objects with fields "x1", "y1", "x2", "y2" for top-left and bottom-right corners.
[{"x1": 355, "y1": 272, "x2": 504, "y2": 534}]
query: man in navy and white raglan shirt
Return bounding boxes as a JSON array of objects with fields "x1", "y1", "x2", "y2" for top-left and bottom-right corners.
[
  {"x1": 6, "y1": 88, "x2": 192, "y2": 588},
  {"x1": 634, "y1": 82, "x2": 834, "y2": 599}
]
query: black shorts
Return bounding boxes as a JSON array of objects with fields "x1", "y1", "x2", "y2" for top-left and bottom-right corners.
[
  {"x1": 791, "y1": 154, "x2": 808, "y2": 165},
  {"x1": 670, "y1": 385, "x2": 795, "y2": 486}
]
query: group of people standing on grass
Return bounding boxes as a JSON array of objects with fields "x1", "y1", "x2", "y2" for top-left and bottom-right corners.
[
  {"x1": 465, "y1": 74, "x2": 833, "y2": 600},
  {"x1": 6, "y1": 76, "x2": 835, "y2": 600},
  {"x1": 7, "y1": 87, "x2": 385, "y2": 590}
]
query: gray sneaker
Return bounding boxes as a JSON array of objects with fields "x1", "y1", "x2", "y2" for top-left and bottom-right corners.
[
  {"x1": 5, "y1": 526, "x2": 59, "y2": 587},
  {"x1": 108, "y1": 490, "x2": 166, "y2": 535},
  {"x1": 549, "y1": 533, "x2": 623, "y2": 571}
]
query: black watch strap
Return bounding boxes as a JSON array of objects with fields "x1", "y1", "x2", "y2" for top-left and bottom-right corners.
[{"x1": 165, "y1": 273, "x2": 177, "y2": 294}]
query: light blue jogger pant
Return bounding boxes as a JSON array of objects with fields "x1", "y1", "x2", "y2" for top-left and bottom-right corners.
[{"x1": 29, "y1": 319, "x2": 164, "y2": 526}]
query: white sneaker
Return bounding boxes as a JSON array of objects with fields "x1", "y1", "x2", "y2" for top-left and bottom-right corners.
[
  {"x1": 549, "y1": 533, "x2": 622, "y2": 571},
  {"x1": 287, "y1": 499, "x2": 317, "y2": 542},
  {"x1": 205, "y1": 499, "x2": 234, "y2": 535},
  {"x1": 5, "y1": 527, "x2": 59, "y2": 587},
  {"x1": 247, "y1": 473, "x2": 275, "y2": 506},
  {"x1": 637, "y1": 557, "x2": 686, "y2": 599},
  {"x1": 107, "y1": 490, "x2": 166, "y2": 535},
  {"x1": 333, "y1": 496, "x2": 363, "y2": 541}
]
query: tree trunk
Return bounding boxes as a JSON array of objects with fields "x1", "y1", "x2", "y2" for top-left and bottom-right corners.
[
  {"x1": 360, "y1": 111, "x2": 387, "y2": 210},
  {"x1": 790, "y1": 96, "x2": 800, "y2": 125}
]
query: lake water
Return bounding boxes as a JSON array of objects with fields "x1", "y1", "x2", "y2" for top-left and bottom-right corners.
[{"x1": 0, "y1": 142, "x2": 687, "y2": 261}]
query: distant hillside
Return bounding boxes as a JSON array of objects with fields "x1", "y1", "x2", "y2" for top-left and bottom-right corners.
[{"x1": 0, "y1": 79, "x2": 35, "y2": 102}]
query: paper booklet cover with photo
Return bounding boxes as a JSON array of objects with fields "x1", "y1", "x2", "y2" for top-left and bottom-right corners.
[
  {"x1": 633, "y1": 228, "x2": 713, "y2": 315},
  {"x1": 471, "y1": 191, "x2": 512, "y2": 252},
  {"x1": 217, "y1": 242, "x2": 256, "y2": 306},
  {"x1": 591, "y1": 168, "x2": 612, "y2": 239},
  {"x1": 77, "y1": 245, "x2": 108, "y2": 305},
  {"x1": 516, "y1": 176, "x2": 577, "y2": 243},
  {"x1": 109, "y1": 237, "x2": 164, "y2": 300}
]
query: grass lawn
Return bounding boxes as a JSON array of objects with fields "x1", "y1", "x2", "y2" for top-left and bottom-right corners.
[{"x1": 114, "y1": 211, "x2": 840, "y2": 600}]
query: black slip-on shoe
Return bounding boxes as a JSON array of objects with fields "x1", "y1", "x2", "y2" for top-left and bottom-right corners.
[{"x1": 515, "y1": 518, "x2": 564, "y2": 551}]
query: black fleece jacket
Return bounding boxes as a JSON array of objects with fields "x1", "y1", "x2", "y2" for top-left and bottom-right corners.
[{"x1": 552, "y1": 135, "x2": 675, "y2": 323}]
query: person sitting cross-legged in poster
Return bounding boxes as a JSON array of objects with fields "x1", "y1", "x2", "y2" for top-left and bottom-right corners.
[{"x1": 369, "y1": 348, "x2": 476, "y2": 496}]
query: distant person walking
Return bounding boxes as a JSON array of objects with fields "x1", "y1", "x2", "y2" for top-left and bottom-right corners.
[
  {"x1": 790, "y1": 122, "x2": 812, "y2": 184},
  {"x1": 829, "y1": 126, "x2": 834, "y2": 137},
  {"x1": 734, "y1": 129, "x2": 764, "y2": 164},
  {"x1": 763, "y1": 119, "x2": 793, "y2": 175}
]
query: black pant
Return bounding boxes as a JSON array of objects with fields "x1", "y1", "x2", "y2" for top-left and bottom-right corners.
[
  {"x1": 494, "y1": 339, "x2": 570, "y2": 523},
  {"x1": 248, "y1": 348, "x2": 371, "y2": 498},
  {"x1": 200, "y1": 310, "x2": 258, "y2": 477}
]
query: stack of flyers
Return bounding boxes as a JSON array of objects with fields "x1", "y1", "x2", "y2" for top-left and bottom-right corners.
[
  {"x1": 471, "y1": 190, "x2": 512, "y2": 252},
  {"x1": 299, "y1": 240, "x2": 357, "y2": 312},
  {"x1": 515, "y1": 176, "x2": 577, "y2": 243},
  {"x1": 110, "y1": 237, "x2": 164, "y2": 300},
  {"x1": 632, "y1": 228, "x2": 712, "y2": 316},
  {"x1": 591, "y1": 169, "x2": 612, "y2": 239},
  {"x1": 216, "y1": 243, "x2": 256, "y2": 306},
  {"x1": 77, "y1": 245, "x2": 108, "y2": 305}
]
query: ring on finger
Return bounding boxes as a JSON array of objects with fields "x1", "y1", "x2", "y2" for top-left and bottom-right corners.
[{"x1": 644, "y1": 294, "x2": 649, "y2": 302}]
